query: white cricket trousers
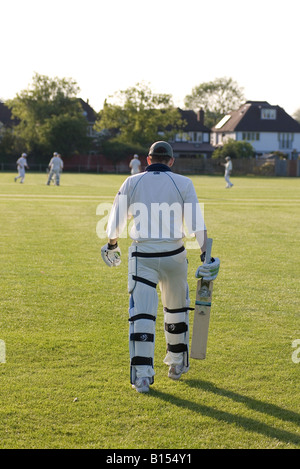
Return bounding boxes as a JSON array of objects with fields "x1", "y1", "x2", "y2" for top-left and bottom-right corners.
[
  {"x1": 47, "y1": 169, "x2": 61, "y2": 185},
  {"x1": 128, "y1": 241, "x2": 190, "y2": 382},
  {"x1": 225, "y1": 170, "x2": 233, "y2": 187},
  {"x1": 16, "y1": 168, "x2": 25, "y2": 183}
]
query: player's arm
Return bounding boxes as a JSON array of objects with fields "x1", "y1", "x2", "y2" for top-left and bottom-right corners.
[
  {"x1": 195, "y1": 230, "x2": 207, "y2": 254},
  {"x1": 101, "y1": 218, "x2": 122, "y2": 267},
  {"x1": 183, "y1": 180, "x2": 207, "y2": 253},
  {"x1": 184, "y1": 181, "x2": 220, "y2": 281},
  {"x1": 194, "y1": 229, "x2": 219, "y2": 281},
  {"x1": 100, "y1": 179, "x2": 131, "y2": 267}
]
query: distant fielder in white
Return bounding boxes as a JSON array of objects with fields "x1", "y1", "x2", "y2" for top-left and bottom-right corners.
[
  {"x1": 14, "y1": 153, "x2": 29, "y2": 183},
  {"x1": 101, "y1": 141, "x2": 220, "y2": 393},
  {"x1": 223, "y1": 156, "x2": 233, "y2": 188},
  {"x1": 129, "y1": 154, "x2": 141, "y2": 175},
  {"x1": 47, "y1": 152, "x2": 64, "y2": 186}
]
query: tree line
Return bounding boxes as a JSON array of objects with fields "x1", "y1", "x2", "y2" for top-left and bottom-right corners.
[{"x1": 1, "y1": 72, "x2": 292, "y2": 163}]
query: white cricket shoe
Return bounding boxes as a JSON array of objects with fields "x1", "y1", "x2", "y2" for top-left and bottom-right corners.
[
  {"x1": 168, "y1": 364, "x2": 187, "y2": 380},
  {"x1": 132, "y1": 377, "x2": 150, "y2": 393}
]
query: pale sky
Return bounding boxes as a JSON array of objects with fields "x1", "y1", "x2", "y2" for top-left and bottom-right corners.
[{"x1": 1, "y1": 0, "x2": 300, "y2": 116}]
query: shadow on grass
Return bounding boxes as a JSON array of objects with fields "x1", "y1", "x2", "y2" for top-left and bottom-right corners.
[{"x1": 150, "y1": 379, "x2": 300, "y2": 447}]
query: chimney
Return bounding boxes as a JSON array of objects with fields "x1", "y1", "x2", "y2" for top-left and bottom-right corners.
[{"x1": 197, "y1": 108, "x2": 204, "y2": 124}]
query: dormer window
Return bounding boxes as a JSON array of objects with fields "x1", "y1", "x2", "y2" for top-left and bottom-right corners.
[{"x1": 261, "y1": 108, "x2": 276, "y2": 120}]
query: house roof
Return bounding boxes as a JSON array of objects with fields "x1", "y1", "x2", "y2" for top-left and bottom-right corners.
[
  {"x1": 0, "y1": 101, "x2": 15, "y2": 126},
  {"x1": 171, "y1": 142, "x2": 215, "y2": 154},
  {"x1": 212, "y1": 101, "x2": 300, "y2": 133},
  {"x1": 0, "y1": 99, "x2": 97, "y2": 127},
  {"x1": 178, "y1": 109, "x2": 211, "y2": 132},
  {"x1": 78, "y1": 98, "x2": 97, "y2": 123},
  {"x1": 165, "y1": 108, "x2": 211, "y2": 133}
]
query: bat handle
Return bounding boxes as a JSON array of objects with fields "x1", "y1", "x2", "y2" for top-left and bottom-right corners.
[{"x1": 205, "y1": 238, "x2": 213, "y2": 264}]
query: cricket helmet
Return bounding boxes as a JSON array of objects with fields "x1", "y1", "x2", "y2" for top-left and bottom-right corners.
[{"x1": 148, "y1": 141, "x2": 173, "y2": 159}]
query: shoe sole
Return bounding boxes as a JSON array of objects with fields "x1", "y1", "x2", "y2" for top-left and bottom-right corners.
[
  {"x1": 168, "y1": 372, "x2": 182, "y2": 381},
  {"x1": 168, "y1": 366, "x2": 189, "y2": 381},
  {"x1": 132, "y1": 384, "x2": 149, "y2": 393}
]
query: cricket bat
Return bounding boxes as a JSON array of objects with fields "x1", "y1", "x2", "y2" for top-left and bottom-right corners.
[{"x1": 190, "y1": 238, "x2": 214, "y2": 360}]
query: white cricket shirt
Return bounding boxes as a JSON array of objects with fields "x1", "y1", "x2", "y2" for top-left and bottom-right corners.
[
  {"x1": 49, "y1": 156, "x2": 63, "y2": 171},
  {"x1": 129, "y1": 158, "x2": 141, "y2": 174},
  {"x1": 225, "y1": 161, "x2": 232, "y2": 173},
  {"x1": 107, "y1": 164, "x2": 206, "y2": 247},
  {"x1": 16, "y1": 157, "x2": 27, "y2": 169}
]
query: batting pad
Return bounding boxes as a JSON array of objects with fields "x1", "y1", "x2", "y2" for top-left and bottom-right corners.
[
  {"x1": 163, "y1": 307, "x2": 189, "y2": 368},
  {"x1": 128, "y1": 295, "x2": 156, "y2": 384}
]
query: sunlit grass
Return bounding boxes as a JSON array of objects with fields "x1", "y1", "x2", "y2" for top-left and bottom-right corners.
[{"x1": 0, "y1": 172, "x2": 299, "y2": 449}]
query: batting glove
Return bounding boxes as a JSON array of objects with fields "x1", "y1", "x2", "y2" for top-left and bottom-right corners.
[
  {"x1": 195, "y1": 257, "x2": 220, "y2": 281},
  {"x1": 101, "y1": 242, "x2": 121, "y2": 267}
]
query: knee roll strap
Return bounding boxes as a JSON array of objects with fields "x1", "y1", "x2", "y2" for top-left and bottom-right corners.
[
  {"x1": 129, "y1": 298, "x2": 156, "y2": 384},
  {"x1": 164, "y1": 307, "x2": 190, "y2": 368},
  {"x1": 167, "y1": 343, "x2": 188, "y2": 353},
  {"x1": 130, "y1": 332, "x2": 154, "y2": 342},
  {"x1": 165, "y1": 322, "x2": 188, "y2": 334}
]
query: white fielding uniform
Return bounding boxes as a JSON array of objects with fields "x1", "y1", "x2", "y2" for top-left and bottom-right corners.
[
  {"x1": 224, "y1": 160, "x2": 233, "y2": 188},
  {"x1": 15, "y1": 156, "x2": 28, "y2": 183},
  {"x1": 129, "y1": 157, "x2": 141, "y2": 175},
  {"x1": 47, "y1": 156, "x2": 63, "y2": 185},
  {"x1": 106, "y1": 163, "x2": 206, "y2": 384}
]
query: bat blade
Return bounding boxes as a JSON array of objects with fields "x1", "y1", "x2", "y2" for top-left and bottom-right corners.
[{"x1": 190, "y1": 238, "x2": 213, "y2": 360}]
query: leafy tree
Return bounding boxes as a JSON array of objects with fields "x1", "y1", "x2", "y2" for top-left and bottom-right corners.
[
  {"x1": 0, "y1": 128, "x2": 19, "y2": 161},
  {"x1": 293, "y1": 108, "x2": 300, "y2": 124},
  {"x1": 41, "y1": 114, "x2": 90, "y2": 156},
  {"x1": 184, "y1": 77, "x2": 245, "y2": 128},
  {"x1": 101, "y1": 140, "x2": 147, "y2": 169},
  {"x1": 95, "y1": 82, "x2": 184, "y2": 148},
  {"x1": 212, "y1": 139, "x2": 254, "y2": 159},
  {"x1": 7, "y1": 73, "x2": 90, "y2": 158}
]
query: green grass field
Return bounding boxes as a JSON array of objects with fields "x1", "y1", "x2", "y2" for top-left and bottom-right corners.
[{"x1": 0, "y1": 171, "x2": 299, "y2": 449}]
